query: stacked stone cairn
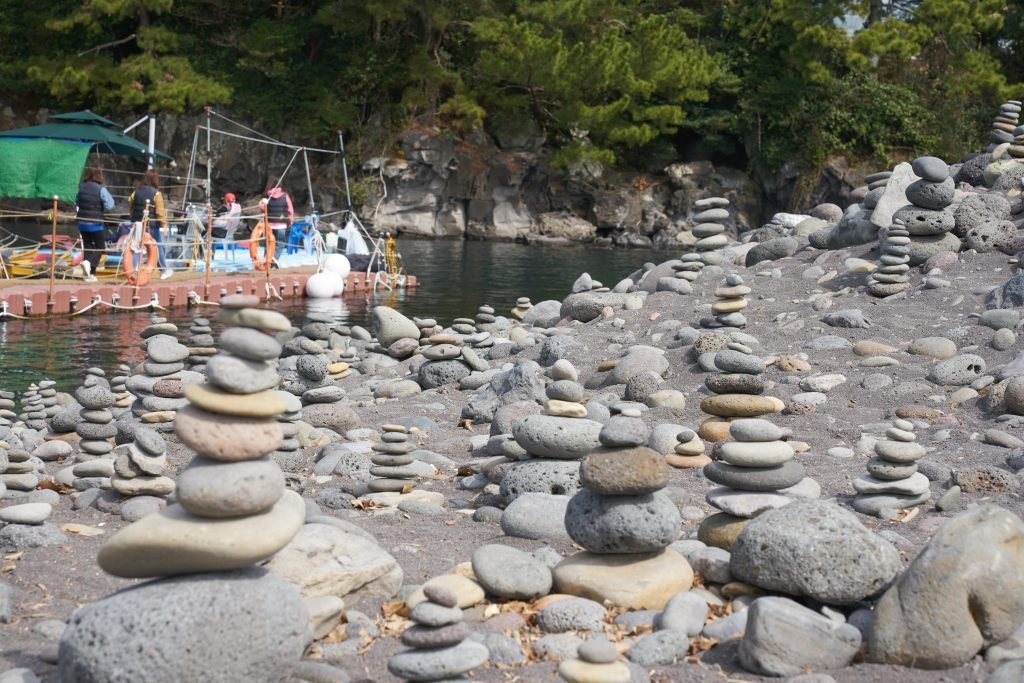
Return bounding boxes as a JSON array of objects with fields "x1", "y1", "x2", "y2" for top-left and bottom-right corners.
[
  {"x1": 96, "y1": 296, "x2": 303, "y2": 578},
  {"x1": 388, "y1": 585, "x2": 488, "y2": 681},
  {"x1": 510, "y1": 296, "x2": 532, "y2": 321},
  {"x1": 677, "y1": 197, "x2": 732, "y2": 281},
  {"x1": 1010, "y1": 121, "x2": 1024, "y2": 161},
  {"x1": 110, "y1": 425, "x2": 174, "y2": 499},
  {"x1": 271, "y1": 392, "x2": 305, "y2": 473},
  {"x1": 852, "y1": 418, "x2": 930, "y2": 517},
  {"x1": 700, "y1": 275, "x2": 749, "y2": 329},
  {"x1": 862, "y1": 170, "x2": 892, "y2": 209},
  {"x1": 38, "y1": 379, "x2": 61, "y2": 420},
  {"x1": 0, "y1": 389, "x2": 15, "y2": 427},
  {"x1": 368, "y1": 424, "x2": 418, "y2": 493},
  {"x1": 666, "y1": 427, "x2": 709, "y2": 469},
  {"x1": 699, "y1": 347, "x2": 782, "y2": 443},
  {"x1": 2, "y1": 446, "x2": 42, "y2": 496},
  {"x1": 74, "y1": 373, "x2": 117, "y2": 461},
  {"x1": 559, "y1": 639, "x2": 630, "y2": 683},
  {"x1": 551, "y1": 408, "x2": 692, "y2": 608},
  {"x1": 990, "y1": 100, "x2": 1022, "y2": 149},
  {"x1": 20, "y1": 384, "x2": 47, "y2": 431},
  {"x1": 59, "y1": 305, "x2": 309, "y2": 682},
  {"x1": 892, "y1": 156, "x2": 958, "y2": 266},
  {"x1": 110, "y1": 365, "x2": 133, "y2": 412},
  {"x1": 129, "y1": 321, "x2": 191, "y2": 431},
  {"x1": 699, "y1": 418, "x2": 818, "y2": 548},
  {"x1": 184, "y1": 315, "x2": 216, "y2": 372},
  {"x1": 474, "y1": 304, "x2": 496, "y2": 328},
  {"x1": 868, "y1": 220, "x2": 912, "y2": 297},
  {"x1": 419, "y1": 329, "x2": 489, "y2": 389}
]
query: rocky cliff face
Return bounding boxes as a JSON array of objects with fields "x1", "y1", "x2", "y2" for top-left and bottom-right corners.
[{"x1": 0, "y1": 104, "x2": 873, "y2": 242}]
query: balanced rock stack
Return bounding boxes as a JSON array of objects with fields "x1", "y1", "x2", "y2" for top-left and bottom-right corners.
[
  {"x1": 38, "y1": 379, "x2": 62, "y2": 420},
  {"x1": 59, "y1": 300, "x2": 309, "y2": 681},
  {"x1": 1010, "y1": 123, "x2": 1024, "y2": 161},
  {"x1": 271, "y1": 392, "x2": 304, "y2": 473},
  {"x1": 414, "y1": 316, "x2": 442, "y2": 339},
  {"x1": 130, "y1": 321, "x2": 191, "y2": 431},
  {"x1": 388, "y1": 585, "x2": 489, "y2": 681},
  {"x1": 2, "y1": 447, "x2": 43, "y2": 496},
  {"x1": 892, "y1": 156, "x2": 958, "y2": 266},
  {"x1": 110, "y1": 365, "x2": 133, "y2": 413},
  {"x1": 511, "y1": 297, "x2": 533, "y2": 320},
  {"x1": 184, "y1": 315, "x2": 216, "y2": 372},
  {"x1": 559, "y1": 640, "x2": 630, "y2": 683},
  {"x1": 852, "y1": 418, "x2": 930, "y2": 517},
  {"x1": 110, "y1": 425, "x2": 174, "y2": 498},
  {"x1": 96, "y1": 296, "x2": 303, "y2": 579},
  {"x1": 0, "y1": 389, "x2": 15, "y2": 427},
  {"x1": 861, "y1": 170, "x2": 892, "y2": 211},
  {"x1": 867, "y1": 220, "x2": 912, "y2": 297},
  {"x1": 368, "y1": 424, "x2": 418, "y2": 493},
  {"x1": 551, "y1": 410, "x2": 693, "y2": 609},
  {"x1": 677, "y1": 196, "x2": 733, "y2": 280},
  {"x1": 991, "y1": 100, "x2": 1021, "y2": 148},
  {"x1": 699, "y1": 347, "x2": 782, "y2": 442},
  {"x1": 699, "y1": 418, "x2": 818, "y2": 549},
  {"x1": 20, "y1": 384, "x2": 47, "y2": 431},
  {"x1": 474, "y1": 304, "x2": 496, "y2": 328},
  {"x1": 666, "y1": 427, "x2": 709, "y2": 469},
  {"x1": 74, "y1": 374, "x2": 118, "y2": 461},
  {"x1": 418, "y1": 333, "x2": 484, "y2": 389},
  {"x1": 700, "y1": 275, "x2": 749, "y2": 329}
]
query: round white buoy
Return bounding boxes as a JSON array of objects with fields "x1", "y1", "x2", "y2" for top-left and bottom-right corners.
[
  {"x1": 305, "y1": 271, "x2": 344, "y2": 298},
  {"x1": 323, "y1": 253, "x2": 351, "y2": 279}
]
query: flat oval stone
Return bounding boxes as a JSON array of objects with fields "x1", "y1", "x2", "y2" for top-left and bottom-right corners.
[
  {"x1": 866, "y1": 457, "x2": 918, "y2": 480},
  {"x1": 302, "y1": 386, "x2": 346, "y2": 404},
  {"x1": 705, "y1": 373, "x2": 765, "y2": 395},
  {"x1": 387, "y1": 641, "x2": 488, "y2": 680},
  {"x1": 174, "y1": 405, "x2": 283, "y2": 460},
  {"x1": 512, "y1": 415, "x2": 603, "y2": 460},
  {"x1": 422, "y1": 344, "x2": 462, "y2": 360},
  {"x1": 219, "y1": 327, "x2": 283, "y2": 361},
  {"x1": 703, "y1": 461, "x2": 806, "y2": 492},
  {"x1": 97, "y1": 490, "x2": 305, "y2": 578},
  {"x1": 701, "y1": 395, "x2": 785, "y2": 418},
  {"x1": 176, "y1": 456, "x2": 285, "y2": 518},
  {"x1": 215, "y1": 307, "x2": 291, "y2": 331},
  {"x1": 706, "y1": 488, "x2": 793, "y2": 517},
  {"x1": 714, "y1": 350, "x2": 765, "y2": 375},
  {"x1": 146, "y1": 335, "x2": 190, "y2": 364},
  {"x1": 206, "y1": 354, "x2": 279, "y2": 394},
  {"x1": 0, "y1": 502, "x2": 52, "y2": 525},
  {"x1": 853, "y1": 472, "x2": 930, "y2": 496},
  {"x1": 409, "y1": 601, "x2": 463, "y2": 627},
  {"x1": 580, "y1": 447, "x2": 668, "y2": 495},
  {"x1": 185, "y1": 384, "x2": 287, "y2": 418},
  {"x1": 729, "y1": 419, "x2": 785, "y2": 442},
  {"x1": 400, "y1": 622, "x2": 470, "y2": 648},
  {"x1": 874, "y1": 440, "x2": 926, "y2": 463},
  {"x1": 718, "y1": 440, "x2": 794, "y2": 467}
]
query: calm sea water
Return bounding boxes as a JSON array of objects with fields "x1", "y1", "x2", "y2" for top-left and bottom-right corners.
[{"x1": 0, "y1": 239, "x2": 671, "y2": 393}]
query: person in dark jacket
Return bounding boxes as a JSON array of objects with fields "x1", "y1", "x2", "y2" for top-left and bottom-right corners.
[
  {"x1": 75, "y1": 166, "x2": 114, "y2": 282},
  {"x1": 129, "y1": 169, "x2": 172, "y2": 279},
  {"x1": 260, "y1": 180, "x2": 293, "y2": 260}
]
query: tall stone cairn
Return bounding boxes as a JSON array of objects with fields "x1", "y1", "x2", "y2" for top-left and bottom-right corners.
[
  {"x1": 867, "y1": 221, "x2": 912, "y2": 297},
  {"x1": 892, "y1": 156, "x2": 957, "y2": 266},
  {"x1": 990, "y1": 100, "x2": 1022, "y2": 148},
  {"x1": 97, "y1": 295, "x2": 304, "y2": 579}
]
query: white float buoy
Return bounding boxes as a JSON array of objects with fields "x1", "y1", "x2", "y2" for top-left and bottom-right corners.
[
  {"x1": 323, "y1": 254, "x2": 351, "y2": 279},
  {"x1": 305, "y1": 271, "x2": 344, "y2": 298}
]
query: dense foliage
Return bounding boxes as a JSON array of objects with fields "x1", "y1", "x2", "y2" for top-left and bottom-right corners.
[{"x1": 0, "y1": 0, "x2": 1020, "y2": 173}]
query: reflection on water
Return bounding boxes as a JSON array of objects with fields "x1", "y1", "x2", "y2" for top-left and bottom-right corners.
[{"x1": 0, "y1": 239, "x2": 672, "y2": 393}]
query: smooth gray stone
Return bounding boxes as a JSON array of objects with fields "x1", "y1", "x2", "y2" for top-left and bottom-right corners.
[
  {"x1": 625, "y1": 630, "x2": 691, "y2": 666},
  {"x1": 739, "y1": 597, "x2": 861, "y2": 676},
  {"x1": 565, "y1": 489, "x2": 680, "y2": 554},
  {"x1": 206, "y1": 353, "x2": 280, "y2": 394},
  {"x1": 655, "y1": 591, "x2": 708, "y2": 636},
  {"x1": 537, "y1": 597, "x2": 606, "y2": 633},
  {"x1": 387, "y1": 641, "x2": 488, "y2": 681},
  {"x1": 471, "y1": 544, "x2": 552, "y2": 600},
  {"x1": 57, "y1": 568, "x2": 307, "y2": 683},
  {"x1": 500, "y1": 493, "x2": 570, "y2": 541},
  {"x1": 703, "y1": 461, "x2": 805, "y2": 492}
]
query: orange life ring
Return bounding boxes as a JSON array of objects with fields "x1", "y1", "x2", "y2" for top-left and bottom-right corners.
[
  {"x1": 249, "y1": 221, "x2": 276, "y2": 271},
  {"x1": 123, "y1": 231, "x2": 159, "y2": 286}
]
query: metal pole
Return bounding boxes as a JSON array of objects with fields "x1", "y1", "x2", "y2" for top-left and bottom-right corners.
[
  {"x1": 204, "y1": 203, "x2": 214, "y2": 300},
  {"x1": 205, "y1": 107, "x2": 212, "y2": 206},
  {"x1": 183, "y1": 127, "x2": 199, "y2": 209},
  {"x1": 47, "y1": 196, "x2": 58, "y2": 307},
  {"x1": 262, "y1": 203, "x2": 271, "y2": 301},
  {"x1": 147, "y1": 114, "x2": 156, "y2": 170},
  {"x1": 338, "y1": 132, "x2": 352, "y2": 209},
  {"x1": 302, "y1": 148, "x2": 315, "y2": 213}
]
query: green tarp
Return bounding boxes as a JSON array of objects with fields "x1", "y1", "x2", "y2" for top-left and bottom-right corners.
[{"x1": 0, "y1": 138, "x2": 92, "y2": 201}]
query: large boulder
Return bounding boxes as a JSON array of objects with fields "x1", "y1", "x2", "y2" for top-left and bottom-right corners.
[
  {"x1": 870, "y1": 505, "x2": 1024, "y2": 668},
  {"x1": 730, "y1": 500, "x2": 902, "y2": 605},
  {"x1": 954, "y1": 193, "x2": 1011, "y2": 237},
  {"x1": 870, "y1": 162, "x2": 915, "y2": 229},
  {"x1": 265, "y1": 522, "x2": 403, "y2": 603},
  {"x1": 739, "y1": 597, "x2": 861, "y2": 676},
  {"x1": 520, "y1": 300, "x2": 563, "y2": 328},
  {"x1": 371, "y1": 306, "x2": 420, "y2": 349},
  {"x1": 597, "y1": 346, "x2": 668, "y2": 388},
  {"x1": 58, "y1": 568, "x2": 308, "y2": 683},
  {"x1": 461, "y1": 359, "x2": 546, "y2": 423}
]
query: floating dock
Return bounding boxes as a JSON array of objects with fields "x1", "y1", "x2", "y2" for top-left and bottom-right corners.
[{"x1": 0, "y1": 268, "x2": 417, "y2": 318}]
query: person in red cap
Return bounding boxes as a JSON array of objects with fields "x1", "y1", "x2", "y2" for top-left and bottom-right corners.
[{"x1": 211, "y1": 192, "x2": 242, "y2": 251}]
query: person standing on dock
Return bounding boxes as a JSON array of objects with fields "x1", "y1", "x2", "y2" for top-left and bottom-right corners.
[
  {"x1": 261, "y1": 180, "x2": 293, "y2": 261},
  {"x1": 75, "y1": 167, "x2": 114, "y2": 282},
  {"x1": 129, "y1": 169, "x2": 173, "y2": 280}
]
